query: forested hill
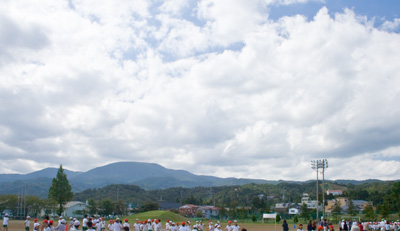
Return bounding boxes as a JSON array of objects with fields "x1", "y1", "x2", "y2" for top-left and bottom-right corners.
[
  {"x1": 73, "y1": 180, "x2": 398, "y2": 208},
  {"x1": 0, "y1": 161, "x2": 395, "y2": 199},
  {"x1": 0, "y1": 161, "x2": 276, "y2": 197}
]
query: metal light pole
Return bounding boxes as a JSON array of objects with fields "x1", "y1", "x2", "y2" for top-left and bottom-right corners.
[
  {"x1": 311, "y1": 160, "x2": 319, "y2": 220},
  {"x1": 321, "y1": 159, "x2": 328, "y2": 220},
  {"x1": 311, "y1": 159, "x2": 329, "y2": 221}
]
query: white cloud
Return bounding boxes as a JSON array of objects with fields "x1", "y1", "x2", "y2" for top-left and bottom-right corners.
[
  {"x1": 0, "y1": 1, "x2": 399, "y2": 182},
  {"x1": 381, "y1": 18, "x2": 400, "y2": 32}
]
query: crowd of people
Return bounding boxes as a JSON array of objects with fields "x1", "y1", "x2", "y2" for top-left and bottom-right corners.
[
  {"x1": 282, "y1": 219, "x2": 400, "y2": 231},
  {"x1": 2, "y1": 214, "x2": 246, "y2": 231}
]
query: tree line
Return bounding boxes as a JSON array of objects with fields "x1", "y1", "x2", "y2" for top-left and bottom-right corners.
[{"x1": 1, "y1": 165, "x2": 399, "y2": 221}]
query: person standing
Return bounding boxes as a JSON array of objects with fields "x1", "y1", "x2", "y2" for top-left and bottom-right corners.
[
  {"x1": 49, "y1": 220, "x2": 55, "y2": 231},
  {"x1": 282, "y1": 220, "x2": 289, "y2": 231},
  {"x1": 114, "y1": 219, "x2": 122, "y2": 231},
  {"x1": 2, "y1": 214, "x2": 9, "y2": 231},
  {"x1": 179, "y1": 222, "x2": 189, "y2": 231},
  {"x1": 43, "y1": 220, "x2": 51, "y2": 231},
  {"x1": 34, "y1": 219, "x2": 40, "y2": 231},
  {"x1": 226, "y1": 221, "x2": 232, "y2": 231},
  {"x1": 123, "y1": 219, "x2": 130, "y2": 231},
  {"x1": 154, "y1": 220, "x2": 161, "y2": 231},
  {"x1": 231, "y1": 221, "x2": 239, "y2": 231},
  {"x1": 343, "y1": 222, "x2": 348, "y2": 231},
  {"x1": 55, "y1": 219, "x2": 67, "y2": 231},
  {"x1": 83, "y1": 216, "x2": 89, "y2": 231},
  {"x1": 25, "y1": 216, "x2": 31, "y2": 231},
  {"x1": 351, "y1": 222, "x2": 360, "y2": 231},
  {"x1": 107, "y1": 220, "x2": 114, "y2": 231},
  {"x1": 198, "y1": 221, "x2": 204, "y2": 231},
  {"x1": 308, "y1": 220, "x2": 313, "y2": 231},
  {"x1": 74, "y1": 221, "x2": 81, "y2": 231},
  {"x1": 169, "y1": 223, "x2": 177, "y2": 231}
]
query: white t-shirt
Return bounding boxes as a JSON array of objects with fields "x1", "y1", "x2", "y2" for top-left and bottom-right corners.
[
  {"x1": 231, "y1": 225, "x2": 240, "y2": 231},
  {"x1": 226, "y1": 225, "x2": 232, "y2": 231},
  {"x1": 83, "y1": 219, "x2": 88, "y2": 228},
  {"x1": 25, "y1": 220, "x2": 31, "y2": 227},
  {"x1": 134, "y1": 223, "x2": 140, "y2": 231},
  {"x1": 114, "y1": 223, "x2": 122, "y2": 231},
  {"x1": 3, "y1": 217, "x2": 9, "y2": 225},
  {"x1": 123, "y1": 223, "x2": 130, "y2": 228}
]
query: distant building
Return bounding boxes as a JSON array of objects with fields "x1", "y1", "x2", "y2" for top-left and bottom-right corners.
[
  {"x1": 159, "y1": 201, "x2": 181, "y2": 210},
  {"x1": 327, "y1": 190, "x2": 343, "y2": 196},
  {"x1": 198, "y1": 206, "x2": 220, "y2": 219},
  {"x1": 274, "y1": 203, "x2": 301, "y2": 213},
  {"x1": 288, "y1": 208, "x2": 300, "y2": 215},
  {"x1": 62, "y1": 201, "x2": 87, "y2": 218},
  {"x1": 301, "y1": 194, "x2": 321, "y2": 210},
  {"x1": 179, "y1": 204, "x2": 199, "y2": 217},
  {"x1": 325, "y1": 198, "x2": 372, "y2": 214}
]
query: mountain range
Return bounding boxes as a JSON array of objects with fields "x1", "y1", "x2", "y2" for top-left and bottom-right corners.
[{"x1": 0, "y1": 161, "x2": 384, "y2": 198}]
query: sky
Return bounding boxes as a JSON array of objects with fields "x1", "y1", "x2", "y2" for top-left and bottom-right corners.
[{"x1": 1, "y1": 0, "x2": 400, "y2": 181}]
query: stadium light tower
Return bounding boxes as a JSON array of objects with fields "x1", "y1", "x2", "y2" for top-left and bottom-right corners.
[
  {"x1": 311, "y1": 159, "x2": 328, "y2": 221},
  {"x1": 311, "y1": 160, "x2": 319, "y2": 220}
]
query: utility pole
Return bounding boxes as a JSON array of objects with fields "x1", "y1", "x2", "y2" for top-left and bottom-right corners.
[
  {"x1": 311, "y1": 159, "x2": 329, "y2": 221},
  {"x1": 321, "y1": 159, "x2": 328, "y2": 220},
  {"x1": 311, "y1": 160, "x2": 319, "y2": 221}
]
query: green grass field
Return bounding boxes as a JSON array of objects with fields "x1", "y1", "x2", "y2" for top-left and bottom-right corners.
[{"x1": 123, "y1": 210, "x2": 190, "y2": 223}]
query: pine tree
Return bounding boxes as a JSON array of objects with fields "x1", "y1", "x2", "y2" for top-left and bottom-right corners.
[
  {"x1": 300, "y1": 203, "x2": 309, "y2": 221},
  {"x1": 364, "y1": 203, "x2": 375, "y2": 220},
  {"x1": 348, "y1": 199, "x2": 356, "y2": 216},
  {"x1": 331, "y1": 199, "x2": 342, "y2": 221},
  {"x1": 48, "y1": 165, "x2": 73, "y2": 215}
]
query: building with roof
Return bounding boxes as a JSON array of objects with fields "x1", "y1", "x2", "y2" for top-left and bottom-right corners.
[
  {"x1": 301, "y1": 193, "x2": 321, "y2": 210},
  {"x1": 198, "y1": 206, "x2": 220, "y2": 219},
  {"x1": 325, "y1": 198, "x2": 372, "y2": 214},
  {"x1": 62, "y1": 201, "x2": 87, "y2": 218},
  {"x1": 179, "y1": 204, "x2": 199, "y2": 217}
]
